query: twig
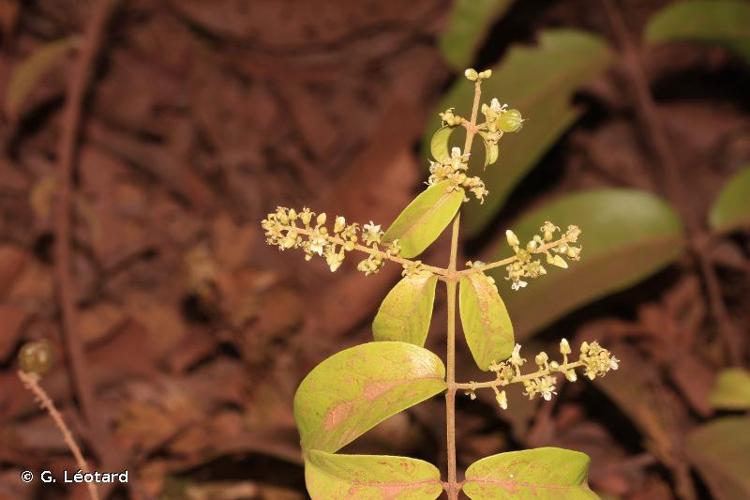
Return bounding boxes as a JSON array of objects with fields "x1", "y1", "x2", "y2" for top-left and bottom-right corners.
[
  {"x1": 444, "y1": 77, "x2": 484, "y2": 500},
  {"x1": 600, "y1": 0, "x2": 743, "y2": 365},
  {"x1": 445, "y1": 215, "x2": 460, "y2": 500},
  {"x1": 53, "y1": 0, "x2": 119, "y2": 427},
  {"x1": 18, "y1": 371, "x2": 100, "y2": 500}
]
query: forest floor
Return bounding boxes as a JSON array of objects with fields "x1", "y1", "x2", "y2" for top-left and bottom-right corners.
[{"x1": 0, "y1": 1, "x2": 748, "y2": 499}]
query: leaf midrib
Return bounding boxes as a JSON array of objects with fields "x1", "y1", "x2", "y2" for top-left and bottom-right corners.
[{"x1": 398, "y1": 187, "x2": 461, "y2": 244}]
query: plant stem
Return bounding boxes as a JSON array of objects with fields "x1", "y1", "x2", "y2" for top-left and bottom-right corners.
[
  {"x1": 18, "y1": 371, "x2": 100, "y2": 500},
  {"x1": 445, "y1": 78, "x2": 483, "y2": 500},
  {"x1": 445, "y1": 214, "x2": 460, "y2": 499},
  {"x1": 55, "y1": 0, "x2": 118, "y2": 432}
]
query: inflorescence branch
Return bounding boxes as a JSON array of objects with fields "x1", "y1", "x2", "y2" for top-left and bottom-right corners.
[
  {"x1": 457, "y1": 339, "x2": 619, "y2": 410},
  {"x1": 262, "y1": 207, "x2": 582, "y2": 287}
]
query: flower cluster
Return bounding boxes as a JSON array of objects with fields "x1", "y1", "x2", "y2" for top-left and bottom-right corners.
[
  {"x1": 579, "y1": 341, "x2": 620, "y2": 380},
  {"x1": 463, "y1": 339, "x2": 619, "y2": 410},
  {"x1": 439, "y1": 107, "x2": 463, "y2": 127},
  {"x1": 261, "y1": 207, "x2": 400, "y2": 275},
  {"x1": 428, "y1": 147, "x2": 488, "y2": 203},
  {"x1": 504, "y1": 222, "x2": 582, "y2": 291}
]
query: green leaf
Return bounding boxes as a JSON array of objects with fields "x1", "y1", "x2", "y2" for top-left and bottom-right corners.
[
  {"x1": 425, "y1": 30, "x2": 614, "y2": 236},
  {"x1": 459, "y1": 272, "x2": 514, "y2": 370},
  {"x1": 438, "y1": 0, "x2": 515, "y2": 70},
  {"x1": 709, "y1": 167, "x2": 750, "y2": 232},
  {"x1": 5, "y1": 37, "x2": 77, "y2": 120},
  {"x1": 294, "y1": 342, "x2": 446, "y2": 453},
  {"x1": 430, "y1": 126, "x2": 457, "y2": 163},
  {"x1": 373, "y1": 274, "x2": 438, "y2": 346},
  {"x1": 493, "y1": 189, "x2": 685, "y2": 338},
  {"x1": 709, "y1": 368, "x2": 750, "y2": 411},
  {"x1": 594, "y1": 344, "x2": 675, "y2": 453},
  {"x1": 686, "y1": 417, "x2": 750, "y2": 500},
  {"x1": 463, "y1": 447, "x2": 598, "y2": 499},
  {"x1": 305, "y1": 450, "x2": 442, "y2": 500},
  {"x1": 645, "y1": 1, "x2": 750, "y2": 63},
  {"x1": 383, "y1": 181, "x2": 464, "y2": 258}
]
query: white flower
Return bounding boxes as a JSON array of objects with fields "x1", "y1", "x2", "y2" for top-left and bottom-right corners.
[
  {"x1": 511, "y1": 280, "x2": 528, "y2": 291},
  {"x1": 609, "y1": 356, "x2": 620, "y2": 371},
  {"x1": 538, "y1": 376, "x2": 557, "y2": 401},
  {"x1": 324, "y1": 247, "x2": 344, "y2": 272},
  {"x1": 308, "y1": 230, "x2": 326, "y2": 255},
  {"x1": 362, "y1": 221, "x2": 382, "y2": 245},
  {"x1": 490, "y1": 98, "x2": 505, "y2": 113},
  {"x1": 510, "y1": 344, "x2": 525, "y2": 367}
]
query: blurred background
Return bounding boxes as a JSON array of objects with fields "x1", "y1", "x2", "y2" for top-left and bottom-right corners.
[{"x1": 0, "y1": 0, "x2": 749, "y2": 499}]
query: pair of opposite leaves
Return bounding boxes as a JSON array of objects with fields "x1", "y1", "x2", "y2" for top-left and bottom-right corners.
[
  {"x1": 377, "y1": 178, "x2": 514, "y2": 371},
  {"x1": 295, "y1": 342, "x2": 597, "y2": 499}
]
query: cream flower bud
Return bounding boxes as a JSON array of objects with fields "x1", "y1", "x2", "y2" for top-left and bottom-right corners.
[
  {"x1": 334, "y1": 216, "x2": 346, "y2": 233},
  {"x1": 506, "y1": 230, "x2": 520, "y2": 248},
  {"x1": 547, "y1": 254, "x2": 568, "y2": 269},
  {"x1": 560, "y1": 338, "x2": 571, "y2": 355},
  {"x1": 300, "y1": 208, "x2": 312, "y2": 226},
  {"x1": 535, "y1": 352, "x2": 548, "y2": 366},
  {"x1": 496, "y1": 390, "x2": 508, "y2": 410},
  {"x1": 464, "y1": 68, "x2": 479, "y2": 81},
  {"x1": 316, "y1": 213, "x2": 327, "y2": 226}
]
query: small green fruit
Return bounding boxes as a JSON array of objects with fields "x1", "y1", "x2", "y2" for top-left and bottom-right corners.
[
  {"x1": 497, "y1": 109, "x2": 524, "y2": 133},
  {"x1": 19, "y1": 340, "x2": 54, "y2": 376}
]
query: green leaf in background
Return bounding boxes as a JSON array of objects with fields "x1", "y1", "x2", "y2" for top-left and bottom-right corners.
[
  {"x1": 708, "y1": 167, "x2": 750, "y2": 232},
  {"x1": 305, "y1": 450, "x2": 442, "y2": 500},
  {"x1": 430, "y1": 126, "x2": 457, "y2": 163},
  {"x1": 686, "y1": 417, "x2": 750, "y2": 500},
  {"x1": 383, "y1": 181, "x2": 464, "y2": 258},
  {"x1": 5, "y1": 37, "x2": 77, "y2": 120},
  {"x1": 493, "y1": 189, "x2": 685, "y2": 338},
  {"x1": 373, "y1": 273, "x2": 438, "y2": 346},
  {"x1": 459, "y1": 272, "x2": 514, "y2": 370},
  {"x1": 294, "y1": 342, "x2": 446, "y2": 453},
  {"x1": 645, "y1": 1, "x2": 750, "y2": 64},
  {"x1": 709, "y1": 368, "x2": 750, "y2": 411},
  {"x1": 463, "y1": 447, "x2": 598, "y2": 499},
  {"x1": 594, "y1": 344, "x2": 677, "y2": 459},
  {"x1": 425, "y1": 30, "x2": 614, "y2": 237},
  {"x1": 438, "y1": 0, "x2": 515, "y2": 70}
]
